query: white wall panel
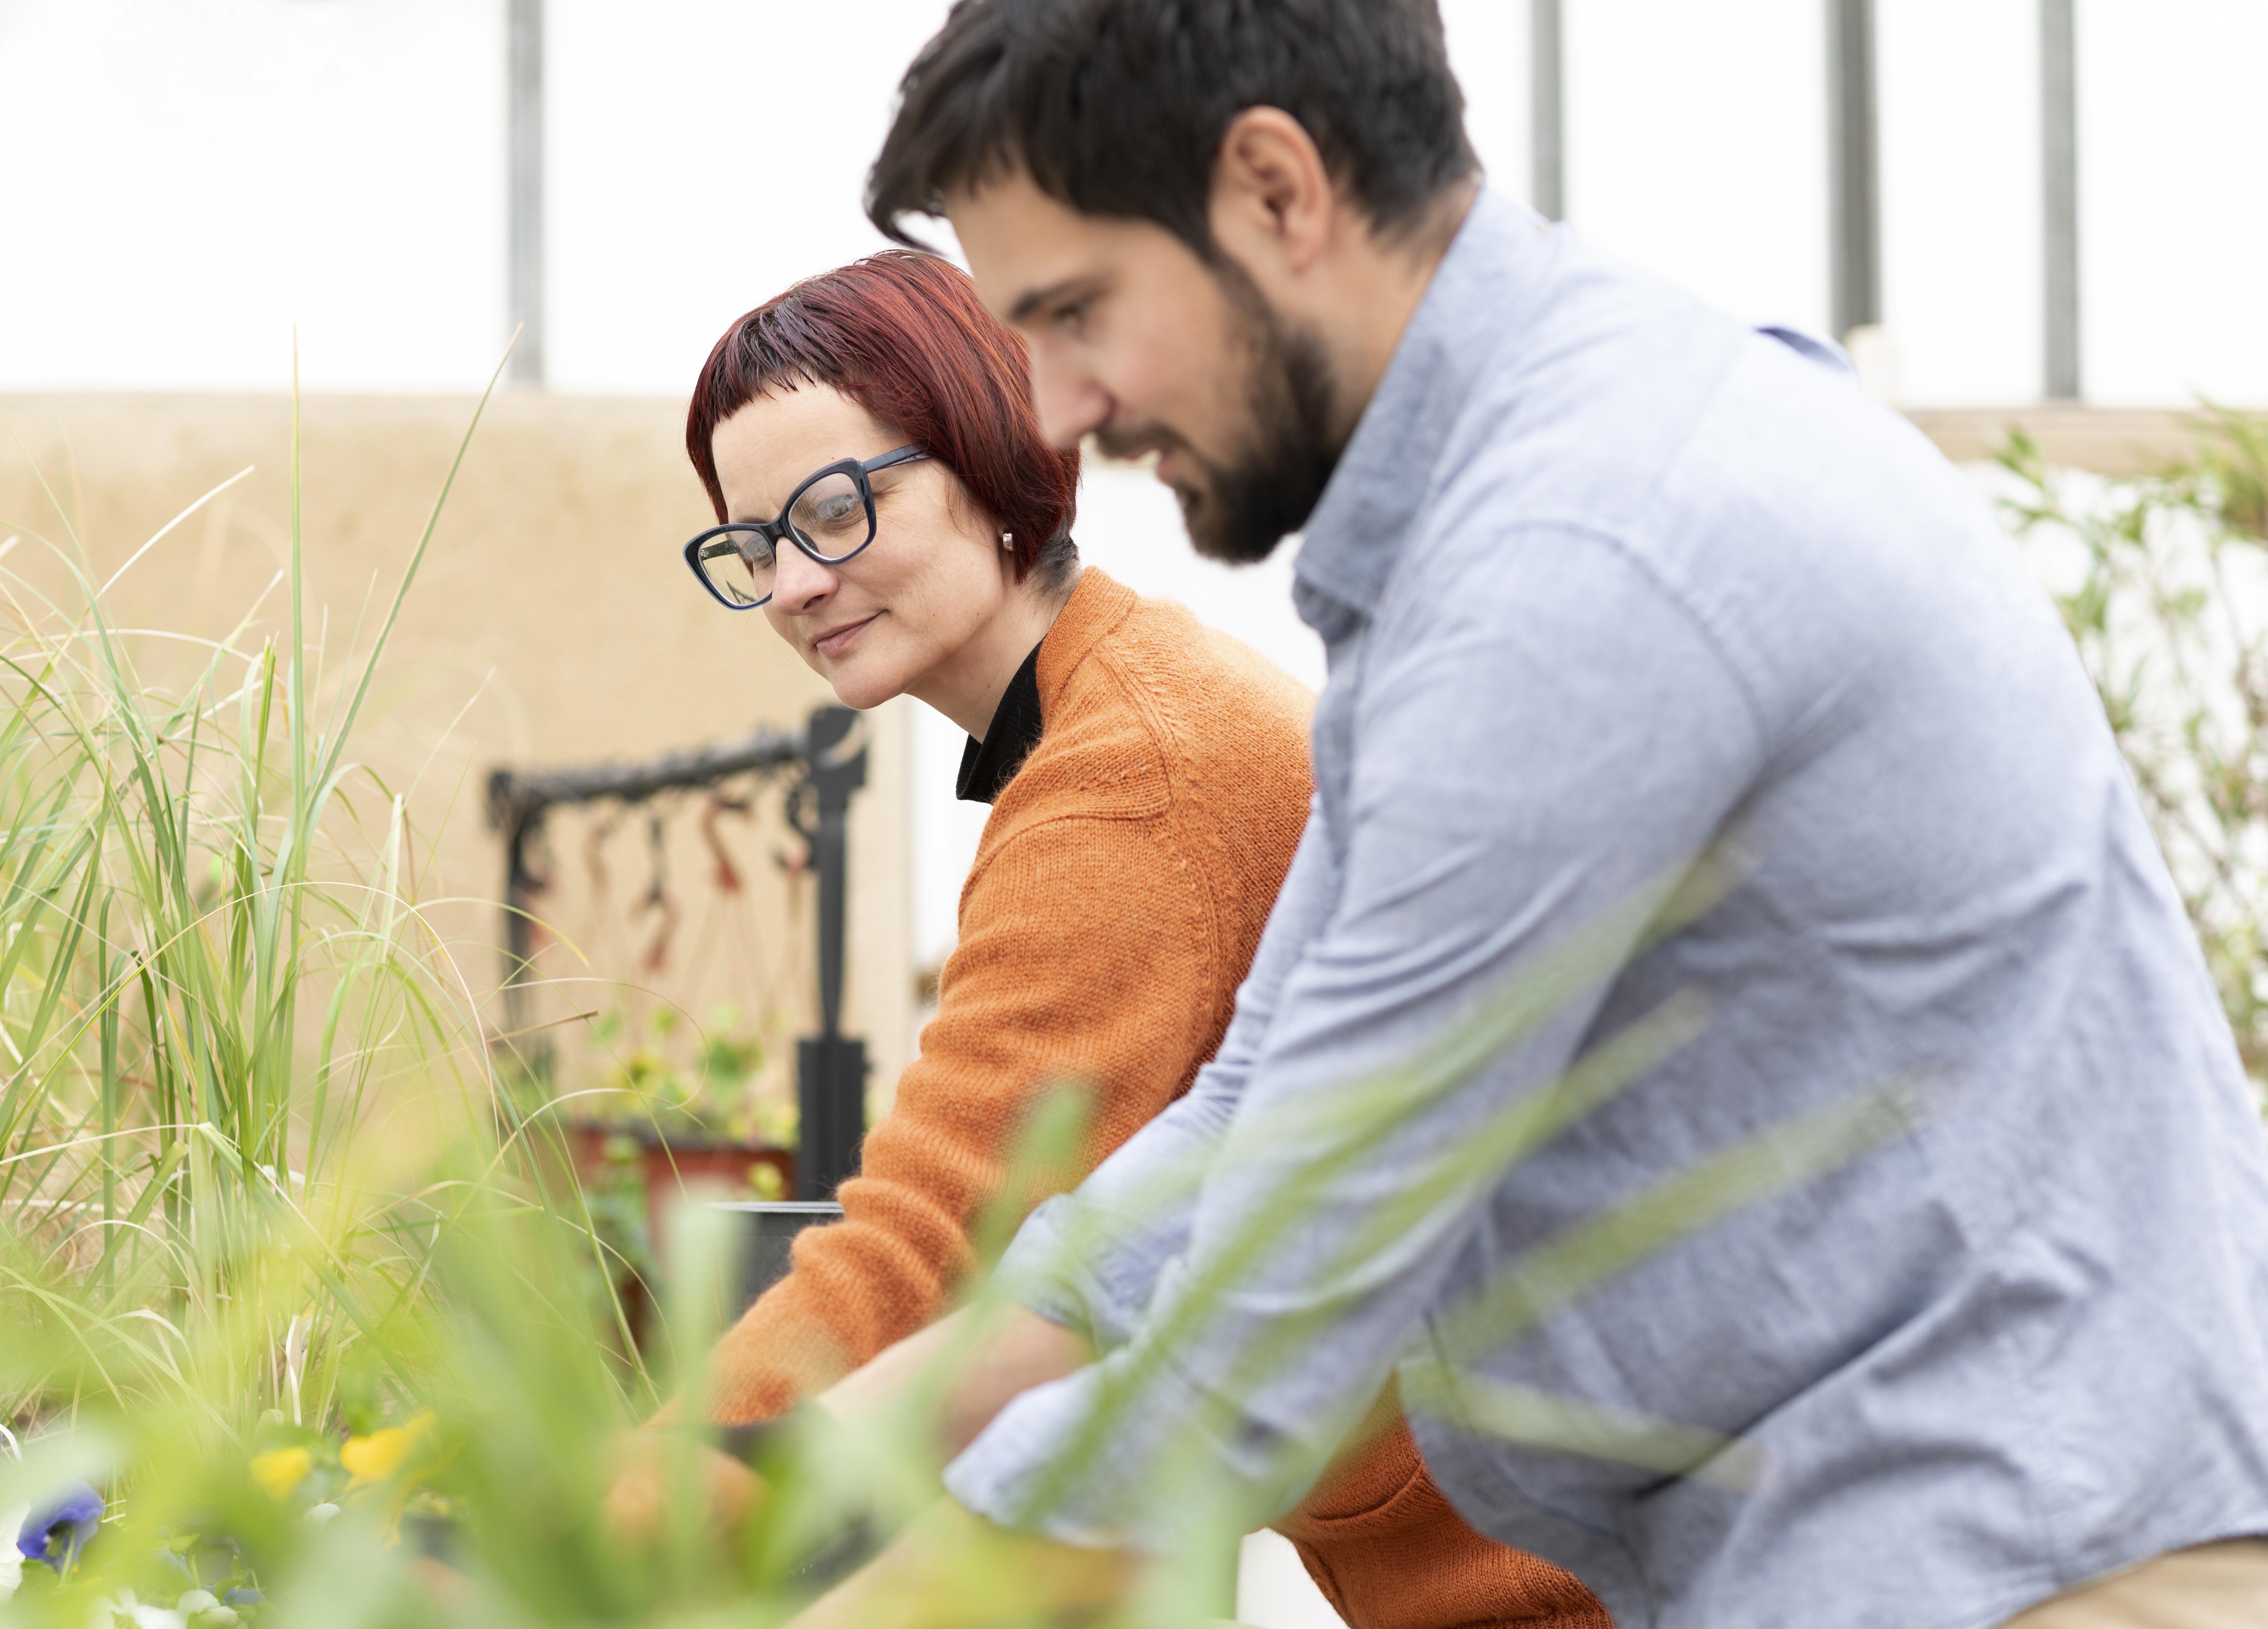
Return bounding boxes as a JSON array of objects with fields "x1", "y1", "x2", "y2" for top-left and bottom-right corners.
[
  {"x1": 2076, "y1": 0, "x2": 2268, "y2": 405},
  {"x1": 543, "y1": 0, "x2": 953, "y2": 395},
  {"x1": 1876, "y1": 0, "x2": 2040, "y2": 405},
  {"x1": 1561, "y1": 0, "x2": 1830, "y2": 334},
  {"x1": 0, "y1": 0, "x2": 504, "y2": 392}
]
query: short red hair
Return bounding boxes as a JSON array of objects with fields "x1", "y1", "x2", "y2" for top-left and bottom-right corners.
[{"x1": 685, "y1": 251, "x2": 1080, "y2": 585}]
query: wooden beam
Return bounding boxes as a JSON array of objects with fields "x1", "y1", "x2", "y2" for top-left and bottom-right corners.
[{"x1": 1906, "y1": 405, "x2": 2197, "y2": 476}]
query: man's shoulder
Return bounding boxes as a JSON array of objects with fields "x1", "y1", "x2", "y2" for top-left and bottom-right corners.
[
  {"x1": 1396, "y1": 323, "x2": 2071, "y2": 807},
  {"x1": 1419, "y1": 301, "x2": 1981, "y2": 584}
]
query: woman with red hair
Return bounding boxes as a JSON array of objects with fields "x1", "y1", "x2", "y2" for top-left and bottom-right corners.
[
  {"x1": 650, "y1": 251, "x2": 1605, "y2": 1629},
  {"x1": 670, "y1": 246, "x2": 1318, "y2": 1436}
]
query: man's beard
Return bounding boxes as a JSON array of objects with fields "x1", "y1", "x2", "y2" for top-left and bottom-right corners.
[{"x1": 1095, "y1": 263, "x2": 1342, "y2": 565}]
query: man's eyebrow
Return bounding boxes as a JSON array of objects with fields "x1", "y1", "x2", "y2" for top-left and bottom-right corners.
[{"x1": 1006, "y1": 276, "x2": 1096, "y2": 326}]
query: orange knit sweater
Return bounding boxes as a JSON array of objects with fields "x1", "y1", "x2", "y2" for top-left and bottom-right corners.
[{"x1": 705, "y1": 569, "x2": 1606, "y2": 1629}]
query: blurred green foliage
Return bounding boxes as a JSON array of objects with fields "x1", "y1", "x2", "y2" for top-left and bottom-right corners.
[
  {"x1": 570, "y1": 1005, "x2": 791, "y2": 1149},
  {"x1": 2002, "y1": 409, "x2": 2268, "y2": 1084}
]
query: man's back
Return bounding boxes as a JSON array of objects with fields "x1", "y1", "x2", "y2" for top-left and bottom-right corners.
[
  {"x1": 951, "y1": 190, "x2": 2268, "y2": 1629},
  {"x1": 1333, "y1": 192, "x2": 2268, "y2": 1626}
]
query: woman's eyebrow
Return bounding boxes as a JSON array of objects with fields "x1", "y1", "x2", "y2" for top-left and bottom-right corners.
[{"x1": 734, "y1": 446, "x2": 894, "y2": 522}]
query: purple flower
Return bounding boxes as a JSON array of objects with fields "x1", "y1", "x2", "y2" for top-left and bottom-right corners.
[{"x1": 16, "y1": 1481, "x2": 104, "y2": 1568}]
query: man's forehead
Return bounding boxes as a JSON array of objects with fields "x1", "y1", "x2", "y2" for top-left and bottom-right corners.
[{"x1": 945, "y1": 173, "x2": 1153, "y2": 318}]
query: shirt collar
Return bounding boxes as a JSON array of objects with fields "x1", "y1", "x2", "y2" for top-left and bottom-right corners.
[
  {"x1": 953, "y1": 567, "x2": 1138, "y2": 803},
  {"x1": 1291, "y1": 187, "x2": 1555, "y2": 627},
  {"x1": 956, "y1": 639, "x2": 1047, "y2": 804}
]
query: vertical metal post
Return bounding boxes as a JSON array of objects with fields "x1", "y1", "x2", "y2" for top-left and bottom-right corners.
[
  {"x1": 498, "y1": 803, "x2": 538, "y2": 1039},
  {"x1": 795, "y1": 706, "x2": 869, "y2": 1200},
  {"x1": 486, "y1": 769, "x2": 546, "y2": 1070},
  {"x1": 2040, "y1": 0, "x2": 2081, "y2": 400},
  {"x1": 1828, "y1": 0, "x2": 1881, "y2": 340},
  {"x1": 1530, "y1": 0, "x2": 1564, "y2": 221},
  {"x1": 507, "y1": 0, "x2": 546, "y2": 387}
]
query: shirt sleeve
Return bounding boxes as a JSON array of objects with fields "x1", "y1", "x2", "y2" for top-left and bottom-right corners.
[
  {"x1": 946, "y1": 528, "x2": 1767, "y2": 1547},
  {"x1": 996, "y1": 803, "x2": 1342, "y2": 1349}
]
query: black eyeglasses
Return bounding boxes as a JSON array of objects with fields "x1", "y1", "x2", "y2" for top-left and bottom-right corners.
[{"x1": 683, "y1": 445, "x2": 931, "y2": 610}]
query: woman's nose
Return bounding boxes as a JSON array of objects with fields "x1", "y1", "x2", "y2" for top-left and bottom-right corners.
[{"x1": 771, "y1": 544, "x2": 837, "y2": 612}]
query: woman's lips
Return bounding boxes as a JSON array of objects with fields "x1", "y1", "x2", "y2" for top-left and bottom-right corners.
[{"x1": 812, "y1": 613, "x2": 877, "y2": 659}]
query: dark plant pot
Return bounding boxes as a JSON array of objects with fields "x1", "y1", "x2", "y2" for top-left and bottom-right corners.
[{"x1": 710, "y1": 1201, "x2": 845, "y2": 1317}]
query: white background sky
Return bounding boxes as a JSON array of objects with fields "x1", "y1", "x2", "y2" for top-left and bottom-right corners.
[{"x1": 5, "y1": 0, "x2": 2266, "y2": 965}]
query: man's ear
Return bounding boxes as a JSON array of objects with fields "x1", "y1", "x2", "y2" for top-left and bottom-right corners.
[{"x1": 1208, "y1": 107, "x2": 1337, "y2": 285}]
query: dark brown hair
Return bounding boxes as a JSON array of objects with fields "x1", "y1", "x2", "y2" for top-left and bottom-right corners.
[
  {"x1": 686, "y1": 249, "x2": 1081, "y2": 588},
  {"x1": 867, "y1": 0, "x2": 1476, "y2": 258}
]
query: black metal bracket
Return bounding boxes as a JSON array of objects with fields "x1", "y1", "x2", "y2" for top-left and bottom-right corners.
[{"x1": 485, "y1": 704, "x2": 871, "y2": 1199}]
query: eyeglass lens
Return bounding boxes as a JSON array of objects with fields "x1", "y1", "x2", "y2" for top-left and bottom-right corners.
[
  {"x1": 786, "y1": 470, "x2": 868, "y2": 556},
  {"x1": 696, "y1": 531, "x2": 771, "y2": 607},
  {"x1": 696, "y1": 468, "x2": 879, "y2": 606}
]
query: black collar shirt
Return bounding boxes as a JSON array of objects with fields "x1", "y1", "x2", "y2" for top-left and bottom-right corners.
[{"x1": 955, "y1": 641, "x2": 1046, "y2": 805}]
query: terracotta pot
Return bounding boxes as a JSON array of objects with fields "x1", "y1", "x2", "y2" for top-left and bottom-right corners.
[{"x1": 563, "y1": 1123, "x2": 795, "y2": 1247}]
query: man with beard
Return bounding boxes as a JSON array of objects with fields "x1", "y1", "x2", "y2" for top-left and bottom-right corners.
[{"x1": 786, "y1": 2, "x2": 2268, "y2": 1626}]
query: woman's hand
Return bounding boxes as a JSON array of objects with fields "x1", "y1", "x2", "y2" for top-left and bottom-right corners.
[
  {"x1": 784, "y1": 1498, "x2": 1136, "y2": 1629},
  {"x1": 603, "y1": 1301, "x2": 1084, "y2": 1556},
  {"x1": 601, "y1": 1422, "x2": 764, "y2": 1542}
]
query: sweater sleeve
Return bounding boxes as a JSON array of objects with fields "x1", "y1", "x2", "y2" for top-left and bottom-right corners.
[
  {"x1": 994, "y1": 804, "x2": 1338, "y2": 1350},
  {"x1": 705, "y1": 804, "x2": 1222, "y2": 1425}
]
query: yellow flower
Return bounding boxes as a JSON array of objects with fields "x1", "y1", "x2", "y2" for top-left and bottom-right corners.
[
  {"x1": 341, "y1": 1412, "x2": 435, "y2": 1489},
  {"x1": 249, "y1": 1446, "x2": 313, "y2": 1502}
]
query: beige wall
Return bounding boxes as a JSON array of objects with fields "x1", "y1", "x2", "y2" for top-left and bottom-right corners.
[
  {"x1": 0, "y1": 392, "x2": 915, "y2": 1126},
  {"x1": 1902, "y1": 405, "x2": 2203, "y2": 478},
  {"x1": 0, "y1": 391, "x2": 2190, "y2": 1133}
]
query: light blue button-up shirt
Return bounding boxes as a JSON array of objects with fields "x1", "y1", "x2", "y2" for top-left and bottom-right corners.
[{"x1": 945, "y1": 188, "x2": 2268, "y2": 1628}]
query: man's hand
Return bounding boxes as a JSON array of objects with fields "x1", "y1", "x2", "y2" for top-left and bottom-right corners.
[
  {"x1": 601, "y1": 1423, "x2": 763, "y2": 1541},
  {"x1": 785, "y1": 1497, "x2": 1135, "y2": 1629},
  {"x1": 815, "y1": 1302, "x2": 1094, "y2": 1460}
]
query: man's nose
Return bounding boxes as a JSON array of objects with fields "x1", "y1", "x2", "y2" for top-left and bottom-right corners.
[
  {"x1": 772, "y1": 544, "x2": 836, "y2": 613},
  {"x1": 1030, "y1": 352, "x2": 1112, "y2": 451}
]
